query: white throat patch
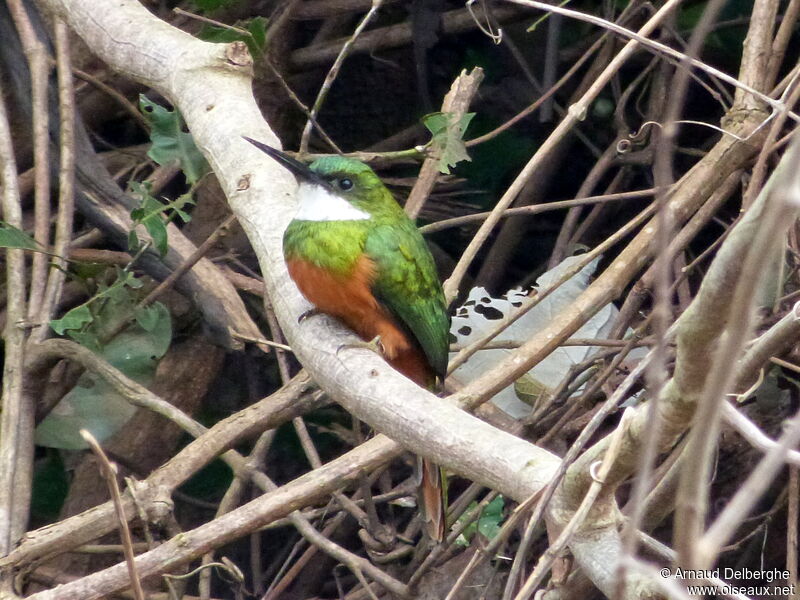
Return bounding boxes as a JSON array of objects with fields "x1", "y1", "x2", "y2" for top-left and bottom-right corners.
[{"x1": 293, "y1": 182, "x2": 370, "y2": 222}]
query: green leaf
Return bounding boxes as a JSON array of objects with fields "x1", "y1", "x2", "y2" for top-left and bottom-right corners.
[
  {"x1": 197, "y1": 24, "x2": 244, "y2": 44},
  {"x1": 0, "y1": 222, "x2": 38, "y2": 250},
  {"x1": 246, "y1": 17, "x2": 268, "y2": 55},
  {"x1": 134, "y1": 304, "x2": 160, "y2": 332},
  {"x1": 72, "y1": 260, "x2": 107, "y2": 280},
  {"x1": 36, "y1": 310, "x2": 173, "y2": 450},
  {"x1": 168, "y1": 193, "x2": 196, "y2": 224},
  {"x1": 50, "y1": 304, "x2": 94, "y2": 336},
  {"x1": 49, "y1": 269, "x2": 144, "y2": 349},
  {"x1": 513, "y1": 373, "x2": 551, "y2": 408},
  {"x1": 30, "y1": 451, "x2": 69, "y2": 521},
  {"x1": 128, "y1": 229, "x2": 140, "y2": 253},
  {"x1": 477, "y1": 495, "x2": 504, "y2": 540},
  {"x1": 455, "y1": 495, "x2": 505, "y2": 546},
  {"x1": 118, "y1": 268, "x2": 143, "y2": 289},
  {"x1": 143, "y1": 216, "x2": 168, "y2": 257},
  {"x1": 133, "y1": 302, "x2": 172, "y2": 356},
  {"x1": 423, "y1": 112, "x2": 475, "y2": 174},
  {"x1": 65, "y1": 329, "x2": 102, "y2": 353},
  {"x1": 139, "y1": 95, "x2": 209, "y2": 184},
  {"x1": 129, "y1": 182, "x2": 169, "y2": 256}
]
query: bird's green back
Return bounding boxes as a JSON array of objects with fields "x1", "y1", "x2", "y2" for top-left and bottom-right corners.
[{"x1": 365, "y1": 220, "x2": 450, "y2": 381}]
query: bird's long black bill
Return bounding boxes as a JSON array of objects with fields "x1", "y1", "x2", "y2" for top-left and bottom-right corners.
[{"x1": 243, "y1": 136, "x2": 330, "y2": 189}]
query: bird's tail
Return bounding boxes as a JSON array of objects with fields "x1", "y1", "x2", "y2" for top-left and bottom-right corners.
[{"x1": 420, "y1": 457, "x2": 447, "y2": 542}]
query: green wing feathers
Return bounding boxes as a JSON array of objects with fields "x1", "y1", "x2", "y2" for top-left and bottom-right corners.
[{"x1": 365, "y1": 222, "x2": 450, "y2": 380}]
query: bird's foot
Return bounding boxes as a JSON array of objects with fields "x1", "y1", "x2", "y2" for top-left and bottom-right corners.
[
  {"x1": 298, "y1": 308, "x2": 322, "y2": 324},
  {"x1": 336, "y1": 335, "x2": 386, "y2": 358}
]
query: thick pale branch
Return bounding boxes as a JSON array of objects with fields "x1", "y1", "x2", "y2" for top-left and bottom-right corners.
[
  {"x1": 42, "y1": 0, "x2": 561, "y2": 498},
  {"x1": 35, "y1": 0, "x2": 562, "y2": 586},
  {"x1": 34, "y1": 1, "x2": 789, "y2": 597}
]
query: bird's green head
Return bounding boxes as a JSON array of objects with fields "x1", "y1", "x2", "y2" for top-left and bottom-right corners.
[{"x1": 244, "y1": 137, "x2": 403, "y2": 222}]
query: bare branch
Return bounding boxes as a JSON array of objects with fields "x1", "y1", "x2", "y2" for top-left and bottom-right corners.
[{"x1": 0, "y1": 48, "x2": 31, "y2": 577}]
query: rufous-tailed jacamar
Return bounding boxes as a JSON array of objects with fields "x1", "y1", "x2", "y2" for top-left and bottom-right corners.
[{"x1": 245, "y1": 136, "x2": 450, "y2": 540}]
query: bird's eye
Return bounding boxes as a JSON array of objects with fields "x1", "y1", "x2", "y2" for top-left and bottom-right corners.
[{"x1": 338, "y1": 178, "x2": 354, "y2": 191}]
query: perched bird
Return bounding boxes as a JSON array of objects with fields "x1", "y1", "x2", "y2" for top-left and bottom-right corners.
[{"x1": 244, "y1": 137, "x2": 450, "y2": 540}]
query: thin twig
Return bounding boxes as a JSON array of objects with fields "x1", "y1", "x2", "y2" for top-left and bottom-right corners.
[
  {"x1": 291, "y1": 516, "x2": 409, "y2": 599},
  {"x1": 8, "y1": 0, "x2": 51, "y2": 321},
  {"x1": 450, "y1": 353, "x2": 650, "y2": 600},
  {"x1": 451, "y1": 337, "x2": 640, "y2": 351},
  {"x1": 263, "y1": 60, "x2": 342, "y2": 153},
  {"x1": 31, "y1": 21, "x2": 76, "y2": 345},
  {"x1": 230, "y1": 331, "x2": 291, "y2": 352},
  {"x1": 676, "y1": 124, "x2": 800, "y2": 568},
  {"x1": 768, "y1": 0, "x2": 800, "y2": 90},
  {"x1": 418, "y1": 188, "x2": 657, "y2": 234},
  {"x1": 198, "y1": 428, "x2": 277, "y2": 600},
  {"x1": 701, "y1": 403, "x2": 800, "y2": 561},
  {"x1": 503, "y1": 0, "x2": 799, "y2": 124},
  {"x1": 140, "y1": 215, "x2": 237, "y2": 307},
  {"x1": 549, "y1": 143, "x2": 619, "y2": 268},
  {"x1": 71, "y1": 65, "x2": 149, "y2": 131},
  {"x1": 80, "y1": 430, "x2": 146, "y2": 600},
  {"x1": 744, "y1": 68, "x2": 800, "y2": 210},
  {"x1": 0, "y1": 52, "x2": 30, "y2": 570},
  {"x1": 299, "y1": 0, "x2": 383, "y2": 153},
  {"x1": 464, "y1": 17, "x2": 614, "y2": 148},
  {"x1": 443, "y1": 0, "x2": 684, "y2": 304},
  {"x1": 448, "y1": 204, "x2": 654, "y2": 374},
  {"x1": 722, "y1": 402, "x2": 800, "y2": 467},
  {"x1": 618, "y1": 0, "x2": 729, "y2": 593}
]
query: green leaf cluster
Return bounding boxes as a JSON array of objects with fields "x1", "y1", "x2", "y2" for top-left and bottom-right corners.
[
  {"x1": 423, "y1": 111, "x2": 475, "y2": 175},
  {"x1": 35, "y1": 318, "x2": 171, "y2": 449},
  {"x1": 50, "y1": 268, "x2": 144, "y2": 351},
  {"x1": 40, "y1": 270, "x2": 172, "y2": 449}
]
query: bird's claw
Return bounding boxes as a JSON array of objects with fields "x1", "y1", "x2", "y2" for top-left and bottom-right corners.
[
  {"x1": 336, "y1": 335, "x2": 386, "y2": 357},
  {"x1": 298, "y1": 308, "x2": 322, "y2": 324}
]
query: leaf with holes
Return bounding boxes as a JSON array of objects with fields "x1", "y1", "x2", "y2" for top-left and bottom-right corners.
[
  {"x1": 423, "y1": 111, "x2": 475, "y2": 174},
  {"x1": 140, "y1": 95, "x2": 208, "y2": 185}
]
